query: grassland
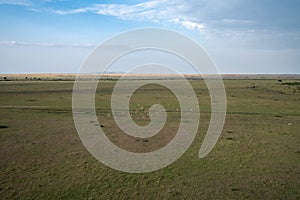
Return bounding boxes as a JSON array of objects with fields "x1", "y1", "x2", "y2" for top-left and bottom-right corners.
[{"x1": 0, "y1": 76, "x2": 299, "y2": 199}]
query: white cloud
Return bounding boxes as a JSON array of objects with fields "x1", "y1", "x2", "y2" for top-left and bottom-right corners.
[
  {"x1": 44, "y1": 0, "x2": 66, "y2": 2},
  {"x1": 0, "y1": 0, "x2": 32, "y2": 6},
  {"x1": 0, "y1": 40, "x2": 95, "y2": 48},
  {"x1": 52, "y1": 0, "x2": 206, "y2": 33},
  {"x1": 172, "y1": 18, "x2": 205, "y2": 32}
]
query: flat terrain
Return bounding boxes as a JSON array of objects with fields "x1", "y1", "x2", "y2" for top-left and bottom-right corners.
[{"x1": 0, "y1": 77, "x2": 299, "y2": 199}]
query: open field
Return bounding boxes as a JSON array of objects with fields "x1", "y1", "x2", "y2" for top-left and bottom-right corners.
[{"x1": 0, "y1": 76, "x2": 299, "y2": 199}]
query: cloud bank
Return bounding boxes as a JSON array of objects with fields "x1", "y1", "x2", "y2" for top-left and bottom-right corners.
[{"x1": 46, "y1": 0, "x2": 300, "y2": 49}]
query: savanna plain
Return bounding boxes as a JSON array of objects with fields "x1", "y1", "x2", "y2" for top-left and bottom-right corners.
[{"x1": 0, "y1": 75, "x2": 299, "y2": 199}]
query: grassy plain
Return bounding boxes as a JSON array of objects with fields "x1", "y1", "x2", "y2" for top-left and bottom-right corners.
[{"x1": 0, "y1": 76, "x2": 299, "y2": 199}]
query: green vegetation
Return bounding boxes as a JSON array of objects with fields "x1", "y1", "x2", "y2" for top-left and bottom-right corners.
[{"x1": 0, "y1": 78, "x2": 299, "y2": 199}]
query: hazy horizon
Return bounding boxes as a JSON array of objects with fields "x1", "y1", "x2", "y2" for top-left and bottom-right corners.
[{"x1": 1, "y1": 72, "x2": 300, "y2": 76}]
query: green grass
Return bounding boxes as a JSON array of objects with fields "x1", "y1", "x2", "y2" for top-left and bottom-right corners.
[{"x1": 0, "y1": 79, "x2": 299, "y2": 199}]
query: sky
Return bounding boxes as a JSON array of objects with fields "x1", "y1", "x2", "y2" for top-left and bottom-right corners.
[{"x1": 0, "y1": 0, "x2": 299, "y2": 74}]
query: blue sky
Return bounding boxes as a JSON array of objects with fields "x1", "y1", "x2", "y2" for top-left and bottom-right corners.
[{"x1": 0, "y1": 0, "x2": 299, "y2": 74}]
